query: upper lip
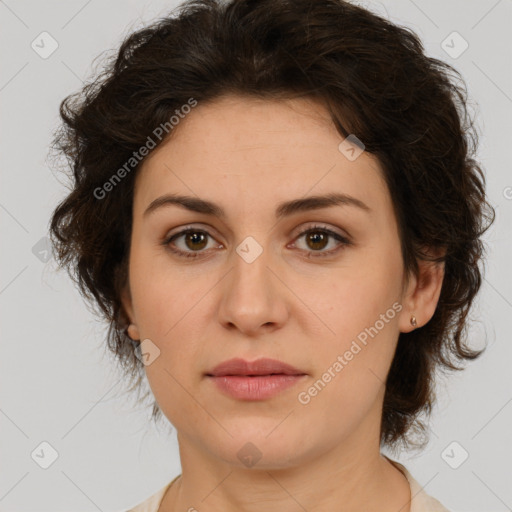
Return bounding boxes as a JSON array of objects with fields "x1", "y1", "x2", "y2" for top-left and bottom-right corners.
[{"x1": 206, "y1": 358, "x2": 306, "y2": 377}]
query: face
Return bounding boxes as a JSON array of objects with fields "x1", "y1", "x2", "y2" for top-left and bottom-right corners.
[{"x1": 121, "y1": 94, "x2": 441, "y2": 470}]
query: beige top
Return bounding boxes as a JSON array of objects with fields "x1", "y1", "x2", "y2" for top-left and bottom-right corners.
[{"x1": 126, "y1": 457, "x2": 450, "y2": 512}]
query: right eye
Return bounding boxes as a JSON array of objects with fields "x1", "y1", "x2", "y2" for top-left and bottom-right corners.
[{"x1": 163, "y1": 228, "x2": 223, "y2": 258}]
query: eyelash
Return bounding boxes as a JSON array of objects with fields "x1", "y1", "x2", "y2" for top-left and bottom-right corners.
[{"x1": 162, "y1": 224, "x2": 352, "y2": 260}]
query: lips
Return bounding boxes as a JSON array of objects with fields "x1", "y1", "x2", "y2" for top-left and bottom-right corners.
[
  {"x1": 205, "y1": 357, "x2": 307, "y2": 401},
  {"x1": 206, "y1": 357, "x2": 306, "y2": 377}
]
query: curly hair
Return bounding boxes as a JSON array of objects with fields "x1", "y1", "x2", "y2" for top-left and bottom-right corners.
[{"x1": 48, "y1": 0, "x2": 495, "y2": 450}]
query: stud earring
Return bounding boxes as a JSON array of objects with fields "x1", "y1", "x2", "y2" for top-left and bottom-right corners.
[{"x1": 410, "y1": 315, "x2": 417, "y2": 328}]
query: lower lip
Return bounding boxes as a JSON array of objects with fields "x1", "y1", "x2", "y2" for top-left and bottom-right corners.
[{"x1": 207, "y1": 374, "x2": 307, "y2": 400}]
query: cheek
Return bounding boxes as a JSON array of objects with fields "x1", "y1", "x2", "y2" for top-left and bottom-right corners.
[
  {"x1": 145, "y1": 358, "x2": 208, "y2": 432},
  {"x1": 128, "y1": 250, "x2": 211, "y2": 388},
  {"x1": 295, "y1": 251, "x2": 402, "y2": 414},
  {"x1": 295, "y1": 323, "x2": 398, "y2": 443},
  {"x1": 300, "y1": 253, "x2": 402, "y2": 350},
  {"x1": 128, "y1": 243, "x2": 203, "y2": 337}
]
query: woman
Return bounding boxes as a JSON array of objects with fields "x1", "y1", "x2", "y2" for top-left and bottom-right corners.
[{"x1": 48, "y1": 0, "x2": 495, "y2": 510}]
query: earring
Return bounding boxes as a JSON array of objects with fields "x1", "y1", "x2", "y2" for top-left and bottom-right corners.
[{"x1": 410, "y1": 315, "x2": 417, "y2": 328}]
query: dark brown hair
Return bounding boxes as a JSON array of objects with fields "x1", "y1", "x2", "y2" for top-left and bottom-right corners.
[{"x1": 48, "y1": 0, "x2": 495, "y2": 450}]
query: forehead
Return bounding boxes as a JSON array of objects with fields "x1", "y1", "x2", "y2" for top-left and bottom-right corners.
[
  {"x1": 134, "y1": 94, "x2": 390, "y2": 220},
  {"x1": 166, "y1": 94, "x2": 344, "y2": 153}
]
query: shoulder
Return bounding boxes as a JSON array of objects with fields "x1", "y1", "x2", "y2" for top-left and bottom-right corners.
[
  {"x1": 124, "y1": 476, "x2": 180, "y2": 512},
  {"x1": 385, "y1": 456, "x2": 451, "y2": 512}
]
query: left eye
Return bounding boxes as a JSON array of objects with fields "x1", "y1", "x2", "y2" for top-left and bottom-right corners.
[
  {"x1": 163, "y1": 225, "x2": 351, "y2": 259},
  {"x1": 291, "y1": 225, "x2": 351, "y2": 257}
]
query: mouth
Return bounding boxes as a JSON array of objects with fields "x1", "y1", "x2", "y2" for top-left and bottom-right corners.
[
  {"x1": 205, "y1": 358, "x2": 307, "y2": 400},
  {"x1": 205, "y1": 357, "x2": 307, "y2": 377}
]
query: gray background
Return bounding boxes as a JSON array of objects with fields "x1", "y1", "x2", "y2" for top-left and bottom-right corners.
[{"x1": 1, "y1": 0, "x2": 511, "y2": 511}]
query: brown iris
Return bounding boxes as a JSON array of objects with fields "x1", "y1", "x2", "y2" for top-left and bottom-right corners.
[
  {"x1": 306, "y1": 230, "x2": 329, "y2": 251},
  {"x1": 185, "y1": 231, "x2": 208, "y2": 251}
]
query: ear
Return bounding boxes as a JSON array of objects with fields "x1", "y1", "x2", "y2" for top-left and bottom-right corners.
[
  {"x1": 399, "y1": 247, "x2": 446, "y2": 333},
  {"x1": 120, "y1": 282, "x2": 140, "y2": 341}
]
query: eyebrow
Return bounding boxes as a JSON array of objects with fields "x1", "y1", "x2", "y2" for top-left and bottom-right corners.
[{"x1": 143, "y1": 192, "x2": 371, "y2": 220}]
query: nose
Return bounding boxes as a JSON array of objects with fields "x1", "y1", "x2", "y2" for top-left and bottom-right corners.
[{"x1": 217, "y1": 238, "x2": 289, "y2": 336}]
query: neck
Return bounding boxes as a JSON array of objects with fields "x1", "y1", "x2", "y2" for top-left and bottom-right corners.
[{"x1": 159, "y1": 408, "x2": 411, "y2": 512}]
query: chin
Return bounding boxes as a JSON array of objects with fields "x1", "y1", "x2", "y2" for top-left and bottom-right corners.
[{"x1": 201, "y1": 426, "x2": 311, "y2": 469}]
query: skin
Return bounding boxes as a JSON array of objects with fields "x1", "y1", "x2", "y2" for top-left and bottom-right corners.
[{"x1": 121, "y1": 94, "x2": 445, "y2": 512}]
